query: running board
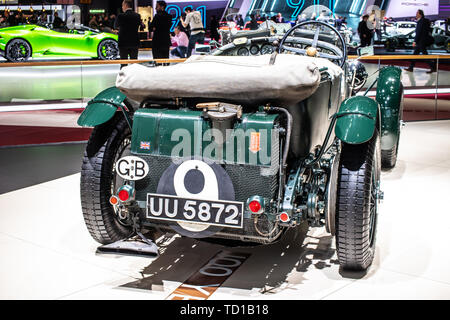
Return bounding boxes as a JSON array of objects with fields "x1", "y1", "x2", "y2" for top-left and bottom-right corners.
[{"x1": 96, "y1": 233, "x2": 159, "y2": 258}]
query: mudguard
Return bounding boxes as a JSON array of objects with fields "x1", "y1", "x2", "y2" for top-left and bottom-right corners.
[
  {"x1": 375, "y1": 66, "x2": 403, "y2": 151},
  {"x1": 335, "y1": 96, "x2": 379, "y2": 144},
  {"x1": 77, "y1": 87, "x2": 127, "y2": 127}
]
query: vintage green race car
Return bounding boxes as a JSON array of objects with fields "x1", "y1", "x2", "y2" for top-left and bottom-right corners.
[
  {"x1": 78, "y1": 21, "x2": 403, "y2": 271},
  {"x1": 0, "y1": 24, "x2": 119, "y2": 62}
]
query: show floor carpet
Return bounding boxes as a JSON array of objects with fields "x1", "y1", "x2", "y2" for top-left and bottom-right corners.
[{"x1": 0, "y1": 120, "x2": 449, "y2": 299}]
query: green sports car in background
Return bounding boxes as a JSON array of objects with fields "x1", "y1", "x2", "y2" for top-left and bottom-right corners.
[{"x1": 0, "y1": 24, "x2": 119, "y2": 62}]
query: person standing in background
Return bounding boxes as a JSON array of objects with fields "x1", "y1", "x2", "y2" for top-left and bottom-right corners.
[
  {"x1": 89, "y1": 15, "x2": 99, "y2": 29},
  {"x1": 16, "y1": 12, "x2": 25, "y2": 25},
  {"x1": 53, "y1": 12, "x2": 64, "y2": 29},
  {"x1": 109, "y1": 14, "x2": 116, "y2": 26},
  {"x1": 367, "y1": 11, "x2": 375, "y2": 44},
  {"x1": 209, "y1": 15, "x2": 219, "y2": 41},
  {"x1": 296, "y1": 14, "x2": 307, "y2": 25},
  {"x1": 181, "y1": 7, "x2": 205, "y2": 57},
  {"x1": 3, "y1": 10, "x2": 13, "y2": 26},
  {"x1": 358, "y1": 15, "x2": 372, "y2": 47},
  {"x1": 38, "y1": 11, "x2": 47, "y2": 25},
  {"x1": 275, "y1": 13, "x2": 285, "y2": 23},
  {"x1": 373, "y1": 10, "x2": 382, "y2": 42},
  {"x1": 248, "y1": 14, "x2": 259, "y2": 30},
  {"x1": 405, "y1": 10, "x2": 436, "y2": 73},
  {"x1": 115, "y1": 0, "x2": 142, "y2": 61},
  {"x1": 100, "y1": 14, "x2": 113, "y2": 33},
  {"x1": 29, "y1": 12, "x2": 38, "y2": 24},
  {"x1": 148, "y1": 1, "x2": 172, "y2": 59},
  {"x1": 335, "y1": 15, "x2": 343, "y2": 31},
  {"x1": 236, "y1": 14, "x2": 244, "y2": 28}
]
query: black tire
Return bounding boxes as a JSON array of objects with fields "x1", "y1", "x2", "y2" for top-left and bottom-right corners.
[
  {"x1": 80, "y1": 115, "x2": 133, "y2": 244},
  {"x1": 335, "y1": 130, "x2": 381, "y2": 271},
  {"x1": 381, "y1": 135, "x2": 399, "y2": 169},
  {"x1": 97, "y1": 39, "x2": 119, "y2": 60},
  {"x1": 5, "y1": 38, "x2": 32, "y2": 62}
]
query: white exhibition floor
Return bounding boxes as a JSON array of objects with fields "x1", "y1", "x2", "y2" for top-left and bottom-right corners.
[{"x1": 0, "y1": 120, "x2": 449, "y2": 300}]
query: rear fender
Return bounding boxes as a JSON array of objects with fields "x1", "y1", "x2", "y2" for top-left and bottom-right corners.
[
  {"x1": 77, "y1": 87, "x2": 127, "y2": 127},
  {"x1": 335, "y1": 96, "x2": 380, "y2": 144},
  {"x1": 376, "y1": 66, "x2": 403, "y2": 151}
]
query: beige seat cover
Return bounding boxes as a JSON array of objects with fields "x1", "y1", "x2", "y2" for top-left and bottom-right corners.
[{"x1": 116, "y1": 54, "x2": 341, "y2": 104}]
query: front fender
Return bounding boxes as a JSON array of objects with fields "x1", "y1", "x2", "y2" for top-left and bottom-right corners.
[
  {"x1": 335, "y1": 96, "x2": 379, "y2": 144},
  {"x1": 77, "y1": 87, "x2": 126, "y2": 127},
  {"x1": 376, "y1": 66, "x2": 403, "y2": 151}
]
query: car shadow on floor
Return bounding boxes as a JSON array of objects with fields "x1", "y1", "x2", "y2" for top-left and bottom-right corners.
[{"x1": 120, "y1": 222, "x2": 352, "y2": 295}]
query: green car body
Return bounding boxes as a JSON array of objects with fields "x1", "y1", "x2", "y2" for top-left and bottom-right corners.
[
  {"x1": 0, "y1": 24, "x2": 119, "y2": 61},
  {"x1": 77, "y1": 21, "x2": 405, "y2": 272}
]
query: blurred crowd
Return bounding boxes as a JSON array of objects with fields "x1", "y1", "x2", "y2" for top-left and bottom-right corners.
[
  {"x1": 358, "y1": 10, "x2": 450, "y2": 48},
  {"x1": 0, "y1": 8, "x2": 118, "y2": 33},
  {"x1": 358, "y1": 10, "x2": 382, "y2": 47},
  {"x1": 88, "y1": 13, "x2": 117, "y2": 32},
  {"x1": 0, "y1": 10, "x2": 51, "y2": 27}
]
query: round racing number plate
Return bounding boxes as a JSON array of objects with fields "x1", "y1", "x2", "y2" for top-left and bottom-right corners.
[{"x1": 155, "y1": 159, "x2": 237, "y2": 238}]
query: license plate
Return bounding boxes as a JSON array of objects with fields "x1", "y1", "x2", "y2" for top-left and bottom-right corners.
[{"x1": 146, "y1": 193, "x2": 244, "y2": 229}]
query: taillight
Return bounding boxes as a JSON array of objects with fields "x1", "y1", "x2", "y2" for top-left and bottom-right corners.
[
  {"x1": 247, "y1": 196, "x2": 264, "y2": 214},
  {"x1": 116, "y1": 185, "x2": 135, "y2": 203},
  {"x1": 109, "y1": 195, "x2": 119, "y2": 205},
  {"x1": 249, "y1": 200, "x2": 261, "y2": 213},
  {"x1": 279, "y1": 212, "x2": 290, "y2": 223},
  {"x1": 118, "y1": 189, "x2": 130, "y2": 201}
]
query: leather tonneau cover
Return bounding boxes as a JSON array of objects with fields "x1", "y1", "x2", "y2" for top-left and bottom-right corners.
[{"x1": 116, "y1": 54, "x2": 325, "y2": 104}]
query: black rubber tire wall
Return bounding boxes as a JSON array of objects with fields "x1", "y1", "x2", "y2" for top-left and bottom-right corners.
[
  {"x1": 381, "y1": 136, "x2": 398, "y2": 169},
  {"x1": 80, "y1": 115, "x2": 133, "y2": 244},
  {"x1": 335, "y1": 131, "x2": 381, "y2": 271}
]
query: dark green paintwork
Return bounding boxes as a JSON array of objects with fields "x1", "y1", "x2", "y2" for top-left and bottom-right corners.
[
  {"x1": 335, "y1": 96, "x2": 378, "y2": 144},
  {"x1": 131, "y1": 108, "x2": 278, "y2": 166},
  {"x1": 77, "y1": 87, "x2": 126, "y2": 127},
  {"x1": 131, "y1": 108, "x2": 208, "y2": 157},
  {"x1": 376, "y1": 66, "x2": 403, "y2": 151}
]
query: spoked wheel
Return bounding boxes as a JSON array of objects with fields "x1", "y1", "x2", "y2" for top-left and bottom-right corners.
[
  {"x1": 80, "y1": 116, "x2": 133, "y2": 244},
  {"x1": 335, "y1": 130, "x2": 381, "y2": 271},
  {"x1": 6, "y1": 39, "x2": 31, "y2": 62},
  {"x1": 98, "y1": 39, "x2": 119, "y2": 60}
]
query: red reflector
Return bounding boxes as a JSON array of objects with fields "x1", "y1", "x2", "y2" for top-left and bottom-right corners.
[
  {"x1": 279, "y1": 212, "x2": 290, "y2": 223},
  {"x1": 109, "y1": 195, "x2": 119, "y2": 205},
  {"x1": 249, "y1": 200, "x2": 262, "y2": 213},
  {"x1": 118, "y1": 189, "x2": 130, "y2": 202}
]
